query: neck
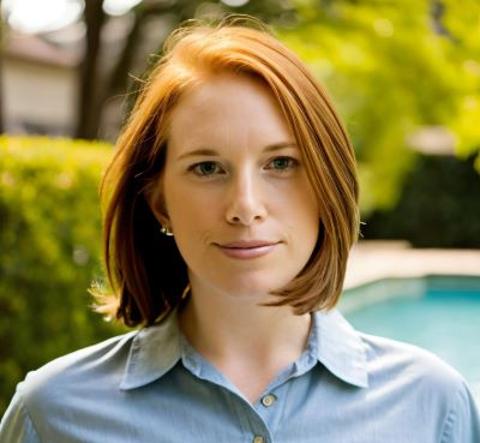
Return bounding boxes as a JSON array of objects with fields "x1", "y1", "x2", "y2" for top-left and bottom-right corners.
[{"x1": 177, "y1": 288, "x2": 312, "y2": 370}]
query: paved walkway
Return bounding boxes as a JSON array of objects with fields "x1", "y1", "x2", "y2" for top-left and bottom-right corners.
[{"x1": 344, "y1": 240, "x2": 480, "y2": 290}]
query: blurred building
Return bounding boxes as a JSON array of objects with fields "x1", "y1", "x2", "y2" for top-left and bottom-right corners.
[{"x1": 2, "y1": 28, "x2": 81, "y2": 136}]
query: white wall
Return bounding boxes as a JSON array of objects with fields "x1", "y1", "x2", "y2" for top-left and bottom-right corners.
[{"x1": 3, "y1": 56, "x2": 77, "y2": 135}]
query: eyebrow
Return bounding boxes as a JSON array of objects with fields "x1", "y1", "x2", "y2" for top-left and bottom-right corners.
[{"x1": 176, "y1": 142, "x2": 298, "y2": 161}]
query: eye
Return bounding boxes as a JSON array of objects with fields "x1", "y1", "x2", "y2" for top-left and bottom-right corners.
[
  {"x1": 266, "y1": 156, "x2": 299, "y2": 172},
  {"x1": 188, "y1": 161, "x2": 224, "y2": 177}
]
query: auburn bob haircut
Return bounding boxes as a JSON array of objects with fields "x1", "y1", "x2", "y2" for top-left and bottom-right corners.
[{"x1": 91, "y1": 15, "x2": 360, "y2": 328}]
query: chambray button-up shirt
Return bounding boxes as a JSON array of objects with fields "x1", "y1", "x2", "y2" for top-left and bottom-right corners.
[{"x1": 1, "y1": 307, "x2": 479, "y2": 442}]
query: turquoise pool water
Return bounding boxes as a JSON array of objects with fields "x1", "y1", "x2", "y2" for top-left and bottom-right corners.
[{"x1": 340, "y1": 276, "x2": 480, "y2": 400}]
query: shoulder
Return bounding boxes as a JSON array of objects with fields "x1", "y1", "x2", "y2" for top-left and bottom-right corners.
[
  {"x1": 359, "y1": 332, "x2": 480, "y2": 438},
  {"x1": 16, "y1": 330, "x2": 137, "y2": 416},
  {"x1": 360, "y1": 332, "x2": 465, "y2": 394},
  {"x1": 0, "y1": 330, "x2": 139, "y2": 441}
]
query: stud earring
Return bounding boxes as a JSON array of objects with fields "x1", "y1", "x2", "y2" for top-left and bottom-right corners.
[{"x1": 160, "y1": 225, "x2": 174, "y2": 236}]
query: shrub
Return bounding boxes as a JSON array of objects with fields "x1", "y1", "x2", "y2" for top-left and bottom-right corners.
[
  {"x1": 0, "y1": 136, "x2": 127, "y2": 416},
  {"x1": 363, "y1": 153, "x2": 480, "y2": 247}
]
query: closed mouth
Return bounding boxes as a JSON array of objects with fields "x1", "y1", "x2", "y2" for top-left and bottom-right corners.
[{"x1": 217, "y1": 240, "x2": 280, "y2": 249}]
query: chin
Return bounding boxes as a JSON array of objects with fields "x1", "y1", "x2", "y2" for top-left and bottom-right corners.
[{"x1": 216, "y1": 274, "x2": 290, "y2": 299}]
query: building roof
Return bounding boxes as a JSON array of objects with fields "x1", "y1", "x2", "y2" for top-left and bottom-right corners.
[{"x1": 4, "y1": 29, "x2": 81, "y2": 68}]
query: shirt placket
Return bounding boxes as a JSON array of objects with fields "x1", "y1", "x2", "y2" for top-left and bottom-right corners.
[{"x1": 180, "y1": 332, "x2": 319, "y2": 443}]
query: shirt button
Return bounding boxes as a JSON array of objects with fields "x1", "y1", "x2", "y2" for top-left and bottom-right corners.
[
  {"x1": 261, "y1": 394, "x2": 276, "y2": 407},
  {"x1": 253, "y1": 436, "x2": 265, "y2": 443}
]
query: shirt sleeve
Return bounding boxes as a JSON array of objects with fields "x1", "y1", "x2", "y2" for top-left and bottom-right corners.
[
  {"x1": 0, "y1": 391, "x2": 42, "y2": 443},
  {"x1": 441, "y1": 380, "x2": 480, "y2": 443}
]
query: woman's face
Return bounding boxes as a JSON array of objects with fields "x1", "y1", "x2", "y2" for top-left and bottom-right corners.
[{"x1": 150, "y1": 72, "x2": 319, "y2": 301}]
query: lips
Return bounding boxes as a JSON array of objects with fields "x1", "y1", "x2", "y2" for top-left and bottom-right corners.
[
  {"x1": 217, "y1": 240, "x2": 279, "y2": 249},
  {"x1": 214, "y1": 240, "x2": 280, "y2": 260}
]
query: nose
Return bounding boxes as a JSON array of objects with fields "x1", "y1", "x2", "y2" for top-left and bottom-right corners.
[{"x1": 225, "y1": 170, "x2": 267, "y2": 226}]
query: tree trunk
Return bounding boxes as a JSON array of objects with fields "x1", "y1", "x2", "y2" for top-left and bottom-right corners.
[
  {"x1": 96, "y1": 3, "x2": 178, "y2": 131},
  {"x1": 75, "y1": 0, "x2": 105, "y2": 140}
]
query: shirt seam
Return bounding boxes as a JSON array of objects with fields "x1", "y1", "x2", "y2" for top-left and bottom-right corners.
[
  {"x1": 17, "y1": 389, "x2": 43, "y2": 443},
  {"x1": 439, "y1": 384, "x2": 462, "y2": 443}
]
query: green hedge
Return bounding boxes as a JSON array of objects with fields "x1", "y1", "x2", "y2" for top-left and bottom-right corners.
[
  {"x1": 363, "y1": 153, "x2": 480, "y2": 247},
  {"x1": 0, "y1": 136, "x2": 127, "y2": 416}
]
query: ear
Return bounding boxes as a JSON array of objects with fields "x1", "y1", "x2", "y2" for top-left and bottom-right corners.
[{"x1": 144, "y1": 178, "x2": 170, "y2": 227}]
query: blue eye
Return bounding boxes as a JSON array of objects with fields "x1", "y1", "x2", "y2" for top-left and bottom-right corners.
[
  {"x1": 268, "y1": 156, "x2": 299, "y2": 171},
  {"x1": 188, "y1": 161, "x2": 222, "y2": 177}
]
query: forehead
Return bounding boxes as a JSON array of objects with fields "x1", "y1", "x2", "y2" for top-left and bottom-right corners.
[{"x1": 167, "y1": 72, "x2": 294, "y2": 153}]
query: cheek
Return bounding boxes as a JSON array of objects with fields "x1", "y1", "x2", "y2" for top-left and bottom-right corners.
[
  {"x1": 277, "y1": 179, "x2": 319, "y2": 224},
  {"x1": 165, "y1": 184, "x2": 220, "y2": 242}
]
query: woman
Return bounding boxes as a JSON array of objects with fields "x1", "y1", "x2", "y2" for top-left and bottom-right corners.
[{"x1": 1, "y1": 16, "x2": 479, "y2": 443}]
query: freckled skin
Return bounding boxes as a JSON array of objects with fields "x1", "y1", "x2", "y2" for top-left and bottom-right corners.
[{"x1": 150, "y1": 72, "x2": 319, "y2": 302}]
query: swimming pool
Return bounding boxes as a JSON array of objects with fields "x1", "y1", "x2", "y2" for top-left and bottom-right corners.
[{"x1": 339, "y1": 275, "x2": 480, "y2": 402}]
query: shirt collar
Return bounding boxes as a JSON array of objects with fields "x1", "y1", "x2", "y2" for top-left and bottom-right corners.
[
  {"x1": 119, "y1": 307, "x2": 369, "y2": 390},
  {"x1": 312, "y1": 308, "x2": 369, "y2": 388}
]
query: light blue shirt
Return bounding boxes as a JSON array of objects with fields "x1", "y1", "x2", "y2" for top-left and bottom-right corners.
[{"x1": 1, "y1": 307, "x2": 479, "y2": 442}]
